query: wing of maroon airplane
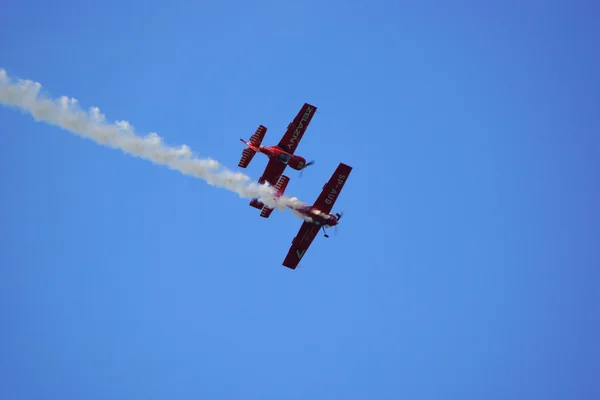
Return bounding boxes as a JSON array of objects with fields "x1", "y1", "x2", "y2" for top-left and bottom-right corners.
[
  {"x1": 282, "y1": 221, "x2": 320, "y2": 270},
  {"x1": 311, "y1": 162, "x2": 352, "y2": 214},
  {"x1": 282, "y1": 162, "x2": 353, "y2": 269},
  {"x1": 277, "y1": 103, "x2": 317, "y2": 155}
]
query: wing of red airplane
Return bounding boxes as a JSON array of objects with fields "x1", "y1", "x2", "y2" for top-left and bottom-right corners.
[
  {"x1": 277, "y1": 103, "x2": 317, "y2": 155},
  {"x1": 312, "y1": 162, "x2": 353, "y2": 214},
  {"x1": 249, "y1": 158, "x2": 287, "y2": 210},
  {"x1": 282, "y1": 221, "x2": 320, "y2": 269}
]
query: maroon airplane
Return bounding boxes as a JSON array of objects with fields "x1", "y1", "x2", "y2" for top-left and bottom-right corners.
[
  {"x1": 237, "y1": 103, "x2": 317, "y2": 213},
  {"x1": 261, "y1": 162, "x2": 352, "y2": 269}
]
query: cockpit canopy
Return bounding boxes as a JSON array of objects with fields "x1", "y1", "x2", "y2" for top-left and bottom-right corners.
[{"x1": 277, "y1": 153, "x2": 291, "y2": 164}]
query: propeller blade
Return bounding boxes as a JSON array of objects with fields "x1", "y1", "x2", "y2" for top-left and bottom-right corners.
[{"x1": 300, "y1": 161, "x2": 315, "y2": 178}]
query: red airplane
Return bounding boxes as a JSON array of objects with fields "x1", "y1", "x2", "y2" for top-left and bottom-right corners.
[
  {"x1": 262, "y1": 162, "x2": 353, "y2": 269},
  {"x1": 237, "y1": 103, "x2": 317, "y2": 215}
]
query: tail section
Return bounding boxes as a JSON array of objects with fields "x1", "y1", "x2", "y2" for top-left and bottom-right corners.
[
  {"x1": 249, "y1": 176, "x2": 268, "y2": 209},
  {"x1": 248, "y1": 125, "x2": 267, "y2": 147},
  {"x1": 260, "y1": 175, "x2": 290, "y2": 218},
  {"x1": 238, "y1": 125, "x2": 267, "y2": 168},
  {"x1": 238, "y1": 147, "x2": 256, "y2": 168},
  {"x1": 249, "y1": 197, "x2": 263, "y2": 209}
]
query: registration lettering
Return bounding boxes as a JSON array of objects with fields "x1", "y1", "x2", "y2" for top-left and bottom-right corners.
[
  {"x1": 324, "y1": 188, "x2": 338, "y2": 205},
  {"x1": 296, "y1": 249, "x2": 306, "y2": 259},
  {"x1": 287, "y1": 106, "x2": 314, "y2": 150}
]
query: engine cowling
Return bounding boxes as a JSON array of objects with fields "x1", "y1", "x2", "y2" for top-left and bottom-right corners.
[{"x1": 290, "y1": 156, "x2": 307, "y2": 170}]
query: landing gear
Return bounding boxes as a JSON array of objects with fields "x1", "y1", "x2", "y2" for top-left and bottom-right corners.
[{"x1": 322, "y1": 226, "x2": 329, "y2": 238}]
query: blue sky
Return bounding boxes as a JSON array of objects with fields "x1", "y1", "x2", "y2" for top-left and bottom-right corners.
[{"x1": 1, "y1": 0, "x2": 599, "y2": 398}]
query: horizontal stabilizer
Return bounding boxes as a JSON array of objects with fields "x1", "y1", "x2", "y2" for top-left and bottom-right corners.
[
  {"x1": 249, "y1": 198, "x2": 263, "y2": 210},
  {"x1": 259, "y1": 206, "x2": 274, "y2": 218},
  {"x1": 249, "y1": 125, "x2": 267, "y2": 147},
  {"x1": 260, "y1": 175, "x2": 290, "y2": 218},
  {"x1": 238, "y1": 125, "x2": 267, "y2": 168},
  {"x1": 238, "y1": 148, "x2": 256, "y2": 168}
]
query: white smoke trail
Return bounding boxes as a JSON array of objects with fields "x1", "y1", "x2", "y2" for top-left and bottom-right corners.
[{"x1": 0, "y1": 68, "x2": 307, "y2": 213}]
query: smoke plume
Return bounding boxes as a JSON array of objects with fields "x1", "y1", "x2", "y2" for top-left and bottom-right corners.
[{"x1": 0, "y1": 68, "x2": 307, "y2": 213}]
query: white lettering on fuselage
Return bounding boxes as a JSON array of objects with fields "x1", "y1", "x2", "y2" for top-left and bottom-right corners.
[{"x1": 287, "y1": 106, "x2": 314, "y2": 150}]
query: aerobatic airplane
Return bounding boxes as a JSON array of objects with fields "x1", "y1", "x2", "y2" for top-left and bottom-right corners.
[
  {"x1": 261, "y1": 162, "x2": 352, "y2": 270},
  {"x1": 237, "y1": 103, "x2": 317, "y2": 213}
]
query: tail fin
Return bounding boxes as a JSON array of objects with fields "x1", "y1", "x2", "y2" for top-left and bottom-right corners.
[
  {"x1": 238, "y1": 125, "x2": 267, "y2": 168},
  {"x1": 260, "y1": 175, "x2": 290, "y2": 218}
]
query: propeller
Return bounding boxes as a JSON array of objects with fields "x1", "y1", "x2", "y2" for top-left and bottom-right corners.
[
  {"x1": 333, "y1": 212, "x2": 344, "y2": 236},
  {"x1": 299, "y1": 160, "x2": 315, "y2": 178}
]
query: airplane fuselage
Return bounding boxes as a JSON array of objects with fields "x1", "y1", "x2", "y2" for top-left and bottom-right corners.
[
  {"x1": 242, "y1": 140, "x2": 307, "y2": 170},
  {"x1": 259, "y1": 145, "x2": 307, "y2": 170},
  {"x1": 292, "y1": 205, "x2": 339, "y2": 227}
]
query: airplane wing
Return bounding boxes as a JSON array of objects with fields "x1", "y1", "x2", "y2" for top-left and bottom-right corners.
[
  {"x1": 312, "y1": 162, "x2": 353, "y2": 214},
  {"x1": 259, "y1": 158, "x2": 287, "y2": 186},
  {"x1": 282, "y1": 221, "x2": 320, "y2": 269},
  {"x1": 249, "y1": 158, "x2": 287, "y2": 210},
  {"x1": 277, "y1": 103, "x2": 317, "y2": 155}
]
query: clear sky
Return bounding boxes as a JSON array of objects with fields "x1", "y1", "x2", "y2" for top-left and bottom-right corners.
[{"x1": 1, "y1": 0, "x2": 599, "y2": 399}]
